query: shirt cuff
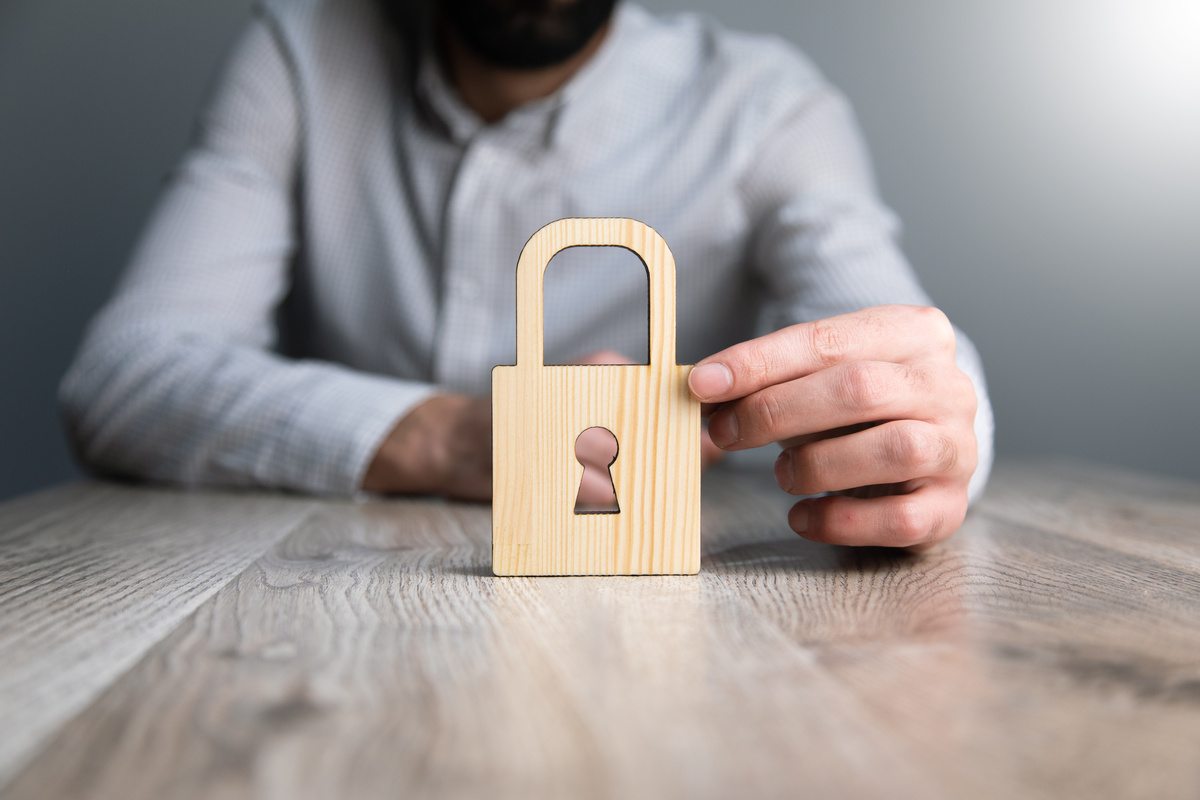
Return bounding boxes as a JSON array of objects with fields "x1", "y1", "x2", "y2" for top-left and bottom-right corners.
[{"x1": 268, "y1": 366, "x2": 439, "y2": 495}]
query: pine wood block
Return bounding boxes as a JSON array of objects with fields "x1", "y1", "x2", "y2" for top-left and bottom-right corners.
[{"x1": 492, "y1": 218, "x2": 702, "y2": 576}]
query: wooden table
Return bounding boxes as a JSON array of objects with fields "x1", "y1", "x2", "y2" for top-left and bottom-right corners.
[{"x1": 1, "y1": 459, "x2": 1198, "y2": 799}]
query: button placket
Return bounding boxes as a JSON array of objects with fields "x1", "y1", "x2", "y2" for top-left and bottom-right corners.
[{"x1": 434, "y1": 135, "x2": 501, "y2": 395}]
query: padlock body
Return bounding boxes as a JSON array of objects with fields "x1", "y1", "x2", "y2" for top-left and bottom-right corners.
[{"x1": 492, "y1": 363, "x2": 701, "y2": 575}]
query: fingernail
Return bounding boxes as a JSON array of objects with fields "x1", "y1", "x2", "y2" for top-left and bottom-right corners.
[
  {"x1": 708, "y1": 408, "x2": 738, "y2": 448},
  {"x1": 689, "y1": 363, "x2": 733, "y2": 400},
  {"x1": 790, "y1": 501, "x2": 810, "y2": 535},
  {"x1": 774, "y1": 450, "x2": 794, "y2": 493}
]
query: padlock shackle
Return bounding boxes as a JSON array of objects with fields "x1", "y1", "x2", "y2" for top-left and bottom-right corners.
[{"x1": 515, "y1": 218, "x2": 679, "y2": 368}]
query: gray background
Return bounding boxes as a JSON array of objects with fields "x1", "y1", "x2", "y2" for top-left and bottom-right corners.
[{"x1": 2, "y1": 0, "x2": 1198, "y2": 501}]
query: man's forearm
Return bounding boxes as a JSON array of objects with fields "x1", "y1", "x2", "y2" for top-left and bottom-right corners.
[{"x1": 60, "y1": 318, "x2": 434, "y2": 495}]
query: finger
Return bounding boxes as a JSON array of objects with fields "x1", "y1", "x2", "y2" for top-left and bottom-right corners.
[
  {"x1": 709, "y1": 360, "x2": 972, "y2": 450},
  {"x1": 689, "y1": 305, "x2": 956, "y2": 404},
  {"x1": 774, "y1": 419, "x2": 971, "y2": 496},
  {"x1": 779, "y1": 422, "x2": 881, "y2": 451},
  {"x1": 700, "y1": 424, "x2": 724, "y2": 469},
  {"x1": 789, "y1": 483, "x2": 969, "y2": 548}
]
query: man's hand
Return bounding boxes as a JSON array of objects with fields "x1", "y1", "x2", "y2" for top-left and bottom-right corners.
[
  {"x1": 363, "y1": 350, "x2": 722, "y2": 501},
  {"x1": 363, "y1": 394, "x2": 493, "y2": 501},
  {"x1": 688, "y1": 305, "x2": 978, "y2": 549}
]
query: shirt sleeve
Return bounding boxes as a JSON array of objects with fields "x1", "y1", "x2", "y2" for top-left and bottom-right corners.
[
  {"x1": 59, "y1": 12, "x2": 436, "y2": 495},
  {"x1": 740, "y1": 85, "x2": 995, "y2": 503}
]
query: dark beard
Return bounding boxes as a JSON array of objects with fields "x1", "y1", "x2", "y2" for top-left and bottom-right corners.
[{"x1": 438, "y1": 0, "x2": 617, "y2": 69}]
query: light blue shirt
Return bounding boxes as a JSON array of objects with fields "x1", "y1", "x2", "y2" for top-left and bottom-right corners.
[{"x1": 61, "y1": 0, "x2": 994, "y2": 497}]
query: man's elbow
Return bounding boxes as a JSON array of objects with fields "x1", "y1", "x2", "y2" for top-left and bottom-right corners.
[{"x1": 57, "y1": 339, "x2": 154, "y2": 484}]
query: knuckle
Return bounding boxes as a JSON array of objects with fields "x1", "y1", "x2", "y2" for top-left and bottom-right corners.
[
  {"x1": 914, "y1": 306, "x2": 956, "y2": 351},
  {"x1": 930, "y1": 366, "x2": 976, "y2": 418},
  {"x1": 840, "y1": 363, "x2": 890, "y2": 415},
  {"x1": 745, "y1": 389, "x2": 785, "y2": 441},
  {"x1": 792, "y1": 444, "x2": 831, "y2": 495},
  {"x1": 959, "y1": 427, "x2": 979, "y2": 473},
  {"x1": 930, "y1": 433, "x2": 959, "y2": 474},
  {"x1": 953, "y1": 369, "x2": 979, "y2": 415},
  {"x1": 883, "y1": 422, "x2": 958, "y2": 475},
  {"x1": 738, "y1": 339, "x2": 782, "y2": 388},
  {"x1": 743, "y1": 342, "x2": 772, "y2": 381},
  {"x1": 942, "y1": 423, "x2": 977, "y2": 480},
  {"x1": 810, "y1": 318, "x2": 852, "y2": 367},
  {"x1": 887, "y1": 500, "x2": 942, "y2": 547},
  {"x1": 880, "y1": 421, "x2": 924, "y2": 469},
  {"x1": 901, "y1": 363, "x2": 934, "y2": 398}
]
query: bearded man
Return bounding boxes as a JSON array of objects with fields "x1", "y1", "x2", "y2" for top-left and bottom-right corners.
[{"x1": 61, "y1": 0, "x2": 993, "y2": 548}]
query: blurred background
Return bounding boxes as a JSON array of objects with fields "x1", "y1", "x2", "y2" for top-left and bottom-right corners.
[{"x1": 2, "y1": 0, "x2": 1198, "y2": 501}]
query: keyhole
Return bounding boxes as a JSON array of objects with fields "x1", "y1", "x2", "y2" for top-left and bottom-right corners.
[{"x1": 573, "y1": 427, "x2": 620, "y2": 515}]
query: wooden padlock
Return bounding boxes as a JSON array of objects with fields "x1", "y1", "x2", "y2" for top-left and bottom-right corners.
[{"x1": 492, "y1": 218, "x2": 702, "y2": 576}]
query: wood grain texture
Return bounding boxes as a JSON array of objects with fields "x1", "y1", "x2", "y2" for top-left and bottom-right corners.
[
  {"x1": 0, "y1": 483, "x2": 317, "y2": 785},
  {"x1": 2, "y1": 460, "x2": 1200, "y2": 799},
  {"x1": 493, "y1": 219, "x2": 701, "y2": 575}
]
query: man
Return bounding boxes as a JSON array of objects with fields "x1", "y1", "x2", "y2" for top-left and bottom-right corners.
[{"x1": 60, "y1": 0, "x2": 993, "y2": 549}]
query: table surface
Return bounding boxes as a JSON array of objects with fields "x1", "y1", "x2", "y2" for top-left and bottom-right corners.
[{"x1": 1, "y1": 459, "x2": 1199, "y2": 800}]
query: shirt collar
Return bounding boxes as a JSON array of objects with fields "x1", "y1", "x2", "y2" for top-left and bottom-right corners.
[{"x1": 413, "y1": 3, "x2": 635, "y2": 149}]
